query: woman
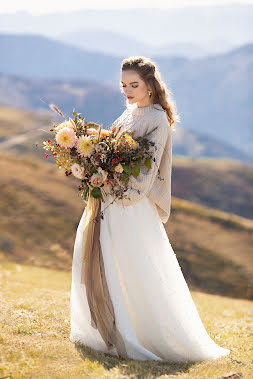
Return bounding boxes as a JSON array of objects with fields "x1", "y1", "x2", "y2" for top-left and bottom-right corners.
[{"x1": 70, "y1": 56, "x2": 230, "y2": 362}]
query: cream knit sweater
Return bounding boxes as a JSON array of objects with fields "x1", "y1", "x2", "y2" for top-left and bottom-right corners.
[{"x1": 108, "y1": 102, "x2": 173, "y2": 224}]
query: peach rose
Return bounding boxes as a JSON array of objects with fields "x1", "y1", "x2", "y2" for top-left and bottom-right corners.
[
  {"x1": 90, "y1": 173, "x2": 103, "y2": 187},
  {"x1": 86, "y1": 128, "x2": 98, "y2": 136}
]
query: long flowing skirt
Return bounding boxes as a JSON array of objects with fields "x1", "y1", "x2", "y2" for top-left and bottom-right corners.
[{"x1": 70, "y1": 194, "x2": 230, "y2": 362}]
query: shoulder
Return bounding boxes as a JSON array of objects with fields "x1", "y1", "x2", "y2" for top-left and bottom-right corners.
[
  {"x1": 152, "y1": 104, "x2": 164, "y2": 113},
  {"x1": 151, "y1": 107, "x2": 171, "y2": 131}
]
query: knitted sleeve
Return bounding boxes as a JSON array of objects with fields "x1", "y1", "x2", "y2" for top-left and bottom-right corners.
[{"x1": 113, "y1": 113, "x2": 171, "y2": 206}]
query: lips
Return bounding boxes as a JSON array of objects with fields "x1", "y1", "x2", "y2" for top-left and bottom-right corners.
[{"x1": 127, "y1": 96, "x2": 134, "y2": 99}]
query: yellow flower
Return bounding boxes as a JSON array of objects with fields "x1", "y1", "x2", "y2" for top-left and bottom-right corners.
[
  {"x1": 76, "y1": 135, "x2": 95, "y2": 157},
  {"x1": 124, "y1": 133, "x2": 139, "y2": 149},
  {"x1": 55, "y1": 150, "x2": 74, "y2": 171}
]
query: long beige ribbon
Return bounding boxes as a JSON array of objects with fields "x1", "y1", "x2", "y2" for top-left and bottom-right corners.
[{"x1": 80, "y1": 188, "x2": 128, "y2": 359}]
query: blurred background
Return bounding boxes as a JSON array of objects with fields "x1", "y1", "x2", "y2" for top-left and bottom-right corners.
[{"x1": 0, "y1": 1, "x2": 253, "y2": 376}]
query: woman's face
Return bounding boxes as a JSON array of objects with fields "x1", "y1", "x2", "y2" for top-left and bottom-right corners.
[{"x1": 120, "y1": 70, "x2": 151, "y2": 107}]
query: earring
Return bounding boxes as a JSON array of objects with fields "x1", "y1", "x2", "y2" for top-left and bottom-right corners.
[{"x1": 148, "y1": 90, "x2": 152, "y2": 96}]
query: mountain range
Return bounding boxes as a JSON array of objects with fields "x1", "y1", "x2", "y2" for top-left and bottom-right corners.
[
  {"x1": 0, "y1": 5, "x2": 252, "y2": 53},
  {"x1": 0, "y1": 33, "x2": 252, "y2": 160}
]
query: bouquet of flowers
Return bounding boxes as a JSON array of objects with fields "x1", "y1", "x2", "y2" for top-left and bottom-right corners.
[{"x1": 42, "y1": 104, "x2": 158, "y2": 210}]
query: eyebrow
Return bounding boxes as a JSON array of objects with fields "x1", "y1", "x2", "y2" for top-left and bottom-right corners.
[{"x1": 120, "y1": 81, "x2": 139, "y2": 84}]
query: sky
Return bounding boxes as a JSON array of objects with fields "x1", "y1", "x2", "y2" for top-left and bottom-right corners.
[{"x1": 0, "y1": 0, "x2": 253, "y2": 15}]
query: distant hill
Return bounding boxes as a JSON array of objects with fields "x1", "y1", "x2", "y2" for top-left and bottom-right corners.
[
  {"x1": 57, "y1": 28, "x2": 211, "y2": 59},
  {"x1": 157, "y1": 43, "x2": 253, "y2": 158},
  {"x1": 171, "y1": 156, "x2": 253, "y2": 220},
  {"x1": 171, "y1": 125, "x2": 253, "y2": 165},
  {"x1": 0, "y1": 33, "x2": 121, "y2": 83},
  {"x1": 0, "y1": 33, "x2": 252, "y2": 157},
  {"x1": 0, "y1": 152, "x2": 252, "y2": 300},
  {"x1": 0, "y1": 74, "x2": 124, "y2": 126},
  {"x1": 0, "y1": 77, "x2": 252, "y2": 165},
  {"x1": 0, "y1": 104, "x2": 253, "y2": 220}
]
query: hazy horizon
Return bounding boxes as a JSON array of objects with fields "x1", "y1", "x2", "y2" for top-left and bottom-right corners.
[{"x1": 1, "y1": 0, "x2": 253, "y2": 15}]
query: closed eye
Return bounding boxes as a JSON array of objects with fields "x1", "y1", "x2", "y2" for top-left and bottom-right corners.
[{"x1": 121, "y1": 85, "x2": 138, "y2": 88}]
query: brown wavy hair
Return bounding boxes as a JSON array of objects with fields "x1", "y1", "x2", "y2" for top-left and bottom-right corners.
[{"x1": 121, "y1": 56, "x2": 180, "y2": 130}]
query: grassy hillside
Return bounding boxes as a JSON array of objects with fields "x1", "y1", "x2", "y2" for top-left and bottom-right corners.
[
  {"x1": 172, "y1": 156, "x2": 253, "y2": 220},
  {"x1": 0, "y1": 151, "x2": 80, "y2": 270},
  {"x1": 166, "y1": 197, "x2": 253, "y2": 299},
  {"x1": 0, "y1": 151, "x2": 252, "y2": 301},
  {"x1": 0, "y1": 261, "x2": 252, "y2": 378},
  {"x1": 0, "y1": 104, "x2": 55, "y2": 160},
  {"x1": 0, "y1": 105, "x2": 53, "y2": 139}
]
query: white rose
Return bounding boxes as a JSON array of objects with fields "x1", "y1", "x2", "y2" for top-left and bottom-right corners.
[{"x1": 71, "y1": 163, "x2": 86, "y2": 179}]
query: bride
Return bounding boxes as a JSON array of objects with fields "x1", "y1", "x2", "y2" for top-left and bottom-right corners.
[{"x1": 70, "y1": 56, "x2": 230, "y2": 362}]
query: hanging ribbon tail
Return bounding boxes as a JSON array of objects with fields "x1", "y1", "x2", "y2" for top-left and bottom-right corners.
[{"x1": 80, "y1": 189, "x2": 128, "y2": 359}]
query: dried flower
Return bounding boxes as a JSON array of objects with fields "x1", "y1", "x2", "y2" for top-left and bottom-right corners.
[
  {"x1": 55, "y1": 120, "x2": 76, "y2": 132},
  {"x1": 76, "y1": 135, "x2": 95, "y2": 157},
  {"x1": 55, "y1": 127, "x2": 78, "y2": 149},
  {"x1": 49, "y1": 103, "x2": 65, "y2": 117}
]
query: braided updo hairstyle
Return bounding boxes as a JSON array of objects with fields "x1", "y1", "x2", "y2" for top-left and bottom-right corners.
[{"x1": 121, "y1": 56, "x2": 180, "y2": 130}]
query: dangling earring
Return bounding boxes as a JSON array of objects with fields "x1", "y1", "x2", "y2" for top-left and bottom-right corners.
[{"x1": 148, "y1": 90, "x2": 152, "y2": 97}]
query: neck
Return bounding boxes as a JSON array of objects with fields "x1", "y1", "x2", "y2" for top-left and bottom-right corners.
[
  {"x1": 131, "y1": 103, "x2": 163, "y2": 115},
  {"x1": 137, "y1": 100, "x2": 153, "y2": 108}
]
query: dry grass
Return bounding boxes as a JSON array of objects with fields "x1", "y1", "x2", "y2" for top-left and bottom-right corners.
[
  {"x1": 0, "y1": 151, "x2": 83, "y2": 269},
  {"x1": 0, "y1": 261, "x2": 252, "y2": 378},
  {"x1": 0, "y1": 104, "x2": 53, "y2": 138},
  {"x1": 166, "y1": 198, "x2": 253, "y2": 300},
  {"x1": 170, "y1": 156, "x2": 253, "y2": 220}
]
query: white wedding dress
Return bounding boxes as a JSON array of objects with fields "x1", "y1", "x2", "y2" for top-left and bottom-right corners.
[{"x1": 70, "y1": 191, "x2": 230, "y2": 362}]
